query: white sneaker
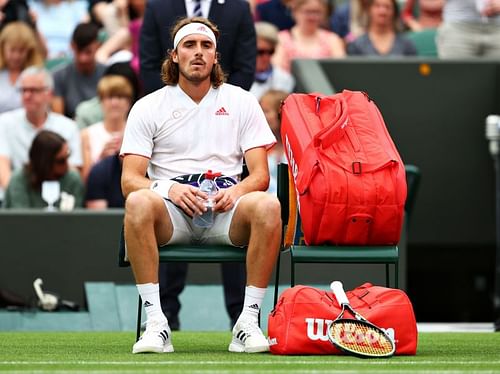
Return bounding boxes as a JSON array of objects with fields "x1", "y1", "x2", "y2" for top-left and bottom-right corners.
[
  {"x1": 228, "y1": 319, "x2": 270, "y2": 353},
  {"x1": 132, "y1": 319, "x2": 174, "y2": 354}
]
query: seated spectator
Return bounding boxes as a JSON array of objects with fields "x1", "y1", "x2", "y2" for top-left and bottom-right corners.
[
  {"x1": 95, "y1": 0, "x2": 146, "y2": 75},
  {"x1": 85, "y1": 153, "x2": 123, "y2": 208},
  {"x1": 255, "y1": 0, "x2": 295, "y2": 30},
  {"x1": 28, "y1": 0, "x2": 89, "y2": 59},
  {"x1": 0, "y1": 21, "x2": 44, "y2": 114},
  {"x1": 259, "y1": 89, "x2": 289, "y2": 195},
  {"x1": 347, "y1": 0, "x2": 417, "y2": 56},
  {"x1": 3, "y1": 130, "x2": 84, "y2": 208},
  {"x1": 273, "y1": 0, "x2": 345, "y2": 73},
  {"x1": 0, "y1": 66, "x2": 82, "y2": 195},
  {"x1": 250, "y1": 21, "x2": 294, "y2": 100},
  {"x1": 51, "y1": 22, "x2": 106, "y2": 119},
  {"x1": 74, "y1": 61, "x2": 140, "y2": 129},
  {"x1": 80, "y1": 74, "x2": 132, "y2": 181},
  {"x1": 0, "y1": 0, "x2": 36, "y2": 31},
  {"x1": 437, "y1": 0, "x2": 500, "y2": 58},
  {"x1": 330, "y1": 0, "x2": 370, "y2": 42},
  {"x1": 402, "y1": 0, "x2": 444, "y2": 31}
]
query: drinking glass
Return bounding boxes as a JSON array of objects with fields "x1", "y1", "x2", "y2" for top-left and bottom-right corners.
[{"x1": 41, "y1": 181, "x2": 60, "y2": 211}]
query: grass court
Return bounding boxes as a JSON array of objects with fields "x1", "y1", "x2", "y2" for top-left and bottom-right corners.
[{"x1": 1, "y1": 331, "x2": 499, "y2": 372}]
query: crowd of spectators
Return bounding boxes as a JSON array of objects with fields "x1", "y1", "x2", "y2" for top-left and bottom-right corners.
[{"x1": 0, "y1": 0, "x2": 498, "y2": 211}]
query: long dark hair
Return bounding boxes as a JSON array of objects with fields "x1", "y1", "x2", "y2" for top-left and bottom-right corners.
[
  {"x1": 26, "y1": 130, "x2": 66, "y2": 189},
  {"x1": 161, "y1": 17, "x2": 226, "y2": 88}
]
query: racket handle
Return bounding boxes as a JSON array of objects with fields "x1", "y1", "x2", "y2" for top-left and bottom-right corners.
[{"x1": 330, "y1": 281, "x2": 349, "y2": 305}]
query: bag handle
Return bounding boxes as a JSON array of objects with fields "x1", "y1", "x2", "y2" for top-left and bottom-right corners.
[{"x1": 312, "y1": 95, "x2": 349, "y2": 150}]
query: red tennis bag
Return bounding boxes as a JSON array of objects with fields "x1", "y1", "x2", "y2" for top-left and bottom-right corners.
[
  {"x1": 281, "y1": 90, "x2": 407, "y2": 245},
  {"x1": 268, "y1": 283, "x2": 418, "y2": 355}
]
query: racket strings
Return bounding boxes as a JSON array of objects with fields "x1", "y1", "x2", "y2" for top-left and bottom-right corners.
[{"x1": 330, "y1": 321, "x2": 394, "y2": 356}]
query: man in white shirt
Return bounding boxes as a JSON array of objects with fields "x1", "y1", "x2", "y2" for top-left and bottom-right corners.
[
  {"x1": 139, "y1": 0, "x2": 257, "y2": 331},
  {"x1": 0, "y1": 67, "x2": 82, "y2": 199},
  {"x1": 121, "y1": 17, "x2": 281, "y2": 354}
]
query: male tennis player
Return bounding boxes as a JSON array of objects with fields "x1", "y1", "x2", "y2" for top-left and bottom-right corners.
[{"x1": 120, "y1": 17, "x2": 281, "y2": 354}]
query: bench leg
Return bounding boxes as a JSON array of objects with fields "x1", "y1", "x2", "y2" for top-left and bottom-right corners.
[
  {"x1": 385, "y1": 264, "x2": 390, "y2": 287},
  {"x1": 136, "y1": 296, "x2": 142, "y2": 341},
  {"x1": 273, "y1": 252, "x2": 281, "y2": 307}
]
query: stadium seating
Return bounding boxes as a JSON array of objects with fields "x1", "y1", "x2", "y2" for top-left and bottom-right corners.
[
  {"x1": 44, "y1": 57, "x2": 71, "y2": 72},
  {"x1": 405, "y1": 29, "x2": 438, "y2": 57}
]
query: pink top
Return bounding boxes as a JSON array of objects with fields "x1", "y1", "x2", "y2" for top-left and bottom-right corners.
[
  {"x1": 277, "y1": 29, "x2": 338, "y2": 72},
  {"x1": 129, "y1": 19, "x2": 143, "y2": 74}
]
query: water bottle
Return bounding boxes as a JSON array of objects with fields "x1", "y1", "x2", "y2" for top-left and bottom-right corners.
[{"x1": 192, "y1": 170, "x2": 219, "y2": 228}]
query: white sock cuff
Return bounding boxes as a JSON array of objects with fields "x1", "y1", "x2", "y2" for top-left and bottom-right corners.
[
  {"x1": 246, "y1": 285, "x2": 267, "y2": 298},
  {"x1": 136, "y1": 283, "x2": 159, "y2": 294}
]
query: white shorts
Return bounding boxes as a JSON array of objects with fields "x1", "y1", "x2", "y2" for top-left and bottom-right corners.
[{"x1": 160, "y1": 198, "x2": 244, "y2": 247}]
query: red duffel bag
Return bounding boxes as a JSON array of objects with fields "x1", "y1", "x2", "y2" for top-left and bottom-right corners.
[
  {"x1": 281, "y1": 90, "x2": 407, "y2": 245},
  {"x1": 268, "y1": 283, "x2": 418, "y2": 355}
]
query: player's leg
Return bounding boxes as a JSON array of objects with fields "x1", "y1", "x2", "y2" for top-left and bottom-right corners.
[
  {"x1": 124, "y1": 189, "x2": 174, "y2": 353},
  {"x1": 221, "y1": 262, "x2": 246, "y2": 329},
  {"x1": 159, "y1": 262, "x2": 188, "y2": 331},
  {"x1": 227, "y1": 191, "x2": 281, "y2": 353}
]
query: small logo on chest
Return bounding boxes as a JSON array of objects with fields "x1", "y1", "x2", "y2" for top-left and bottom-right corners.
[{"x1": 215, "y1": 107, "x2": 229, "y2": 116}]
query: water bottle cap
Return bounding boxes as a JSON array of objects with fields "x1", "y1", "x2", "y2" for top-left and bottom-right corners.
[{"x1": 204, "y1": 170, "x2": 221, "y2": 180}]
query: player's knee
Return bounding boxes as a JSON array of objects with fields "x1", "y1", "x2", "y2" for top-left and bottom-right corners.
[
  {"x1": 254, "y1": 193, "x2": 281, "y2": 228},
  {"x1": 125, "y1": 190, "x2": 157, "y2": 224}
]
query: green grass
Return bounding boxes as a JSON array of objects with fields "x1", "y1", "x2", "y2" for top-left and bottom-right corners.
[{"x1": 0, "y1": 332, "x2": 499, "y2": 372}]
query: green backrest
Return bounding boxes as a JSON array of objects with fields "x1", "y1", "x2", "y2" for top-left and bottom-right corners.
[
  {"x1": 405, "y1": 29, "x2": 438, "y2": 57},
  {"x1": 277, "y1": 163, "x2": 420, "y2": 242},
  {"x1": 45, "y1": 57, "x2": 71, "y2": 72}
]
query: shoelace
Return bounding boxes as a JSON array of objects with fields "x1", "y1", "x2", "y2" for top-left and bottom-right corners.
[
  {"x1": 141, "y1": 320, "x2": 168, "y2": 335},
  {"x1": 237, "y1": 320, "x2": 262, "y2": 338}
]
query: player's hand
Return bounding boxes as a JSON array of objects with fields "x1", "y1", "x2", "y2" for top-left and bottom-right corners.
[
  {"x1": 213, "y1": 187, "x2": 239, "y2": 213},
  {"x1": 169, "y1": 184, "x2": 207, "y2": 218}
]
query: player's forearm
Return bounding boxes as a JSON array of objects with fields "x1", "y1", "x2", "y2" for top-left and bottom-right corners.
[
  {"x1": 235, "y1": 168, "x2": 270, "y2": 196},
  {"x1": 121, "y1": 173, "x2": 152, "y2": 198}
]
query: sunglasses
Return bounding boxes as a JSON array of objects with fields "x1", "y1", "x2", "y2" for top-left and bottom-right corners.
[{"x1": 257, "y1": 48, "x2": 275, "y2": 56}]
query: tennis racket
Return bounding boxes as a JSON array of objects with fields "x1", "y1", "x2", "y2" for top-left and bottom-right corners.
[{"x1": 327, "y1": 281, "x2": 395, "y2": 358}]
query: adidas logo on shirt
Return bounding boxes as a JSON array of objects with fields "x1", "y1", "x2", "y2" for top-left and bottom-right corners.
[
  {"x1": 215, "y1": 107, "x2": 229, "y2": 116},
  {"x1": 248, "y1": 303, "x2": 259, "y2": 310},
  {"x1": 144, "y1": 301, "x2": 153, "y2": 308}
]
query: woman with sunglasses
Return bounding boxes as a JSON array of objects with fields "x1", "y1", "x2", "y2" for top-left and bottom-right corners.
[
  {"x1": 250, "y1": 21, "x2": 294, "y2": 100},
  {"x1": 3, "y1": 130, "x2": 84, "y2": 208}
]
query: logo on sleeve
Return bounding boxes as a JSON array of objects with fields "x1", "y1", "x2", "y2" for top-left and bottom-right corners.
[{"x1": 215, "y1": 107, "x2": 229, "y2": 116}]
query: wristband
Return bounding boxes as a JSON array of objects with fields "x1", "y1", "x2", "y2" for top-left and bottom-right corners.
[{"x1": 150, "y1": 180, "x2": 177, "y2": 199}]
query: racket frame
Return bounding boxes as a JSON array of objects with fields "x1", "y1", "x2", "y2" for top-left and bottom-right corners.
[{"x1": 327, "y1": 282, "x2": 396, "y2": 358}]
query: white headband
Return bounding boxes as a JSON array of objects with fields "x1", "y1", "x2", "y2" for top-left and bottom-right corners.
[{"x1": 173, "y1": 22, "x2": 217, "y2": 50}]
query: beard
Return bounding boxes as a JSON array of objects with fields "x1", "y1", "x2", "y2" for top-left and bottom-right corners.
[{"x1": 178, "y1": 63, "x2": 212, "y2": 84}]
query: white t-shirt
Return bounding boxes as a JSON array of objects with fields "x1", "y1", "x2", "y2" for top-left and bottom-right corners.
[
  {"x1": 121, "y1": 83, "x2": 276, "y2": 181},
  {"x1": 0, "y1": 108, "x2": 83, "y2": 170},
  {"x1": 250, "y1": 66, "x2": 295, "y2": 100},
  {"x1": 0, "y1": 70, "x2": 22, "y2": 114}
]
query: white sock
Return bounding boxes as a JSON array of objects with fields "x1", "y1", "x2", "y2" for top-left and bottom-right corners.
[
  {"x1": 136, "y1": 283, "x2": 166, "y2": 323},
  {"x1": 238, "y1": 285, "x2": 267, "y2": 323}
]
